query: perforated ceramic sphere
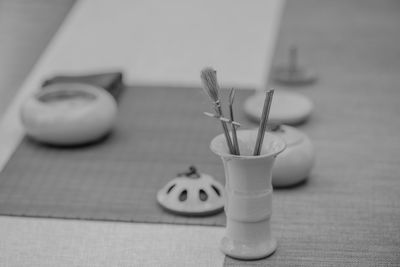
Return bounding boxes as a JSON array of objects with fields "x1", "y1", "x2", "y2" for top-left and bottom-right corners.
[{"x1": 157, "y1": 173, "x2": 224, "y2": 216}]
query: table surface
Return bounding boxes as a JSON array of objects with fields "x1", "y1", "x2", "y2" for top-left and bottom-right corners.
[{"x1": 1, "y1": 0, "x2": 400, "y2": 266}]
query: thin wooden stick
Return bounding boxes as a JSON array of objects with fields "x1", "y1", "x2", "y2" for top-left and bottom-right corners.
[
  {"x1": 253, "y1": 89, "x2": 274, "y2": 156},
  {"x1": 229, "y1": 88, "x2": 240, "y2": 155}
]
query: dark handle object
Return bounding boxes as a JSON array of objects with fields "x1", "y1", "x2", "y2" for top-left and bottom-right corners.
[{"x1": 42, "y1": 71, "x2": 124, "y2": 101}]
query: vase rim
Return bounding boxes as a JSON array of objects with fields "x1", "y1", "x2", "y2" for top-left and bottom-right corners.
[{"x1": 210, "y1": 129, "x2": 286, "y2": 159}]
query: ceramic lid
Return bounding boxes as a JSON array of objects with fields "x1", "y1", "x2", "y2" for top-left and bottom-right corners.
[
  {"x1": 244, "y1": 90, "x2": 313, "y2": 125},
  {"x1": 272, "y1": 125, "x2": 305, "y2": 147},
  {"x1": 157, "y1": 166, "x2": 224, "y2": 216}
]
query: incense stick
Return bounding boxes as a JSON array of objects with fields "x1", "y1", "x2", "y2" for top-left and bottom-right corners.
[
  {"x1": 229, "y1": 88, "x2": 240, "y2": 155},
  {"x1": 200, "y1": 67, "x2": 235, "y2": 154},
  {"x1": 253, "y1": 89, "x2": 274, "y2": 156},
  {"x1": 289, "y1": 45, "x2": 298, "y2": 75}
]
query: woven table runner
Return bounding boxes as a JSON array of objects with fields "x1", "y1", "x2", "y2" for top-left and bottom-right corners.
[{"x1": 0, "y1": 85, "x2": 254, "y2": 226}]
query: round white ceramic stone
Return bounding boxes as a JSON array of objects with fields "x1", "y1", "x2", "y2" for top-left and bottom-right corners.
[
  {"x1": 20, "y1": 83, "x2": 117, "y2": 146},
  {"x1": 244, "y1": 90, "x2": 313, "y2": 125},
  {"x1": 271, "y1": 125, "x2": 315, "y2": 187}
]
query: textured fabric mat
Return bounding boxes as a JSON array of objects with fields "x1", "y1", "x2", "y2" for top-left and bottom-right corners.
[
  {"x1": 0, "y1": 85, "x2": 253, "y2": 226},
  {"x1": 223, "y1": 0, "x2": 400, "y2": 265}
]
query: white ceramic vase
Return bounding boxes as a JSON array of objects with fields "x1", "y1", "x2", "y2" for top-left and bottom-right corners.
[{"x1": 210, "y1": 129, "x2": 286, "y2": 260}]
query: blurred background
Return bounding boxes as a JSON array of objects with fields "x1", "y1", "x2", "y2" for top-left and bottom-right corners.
[{"x1": 0, "y1": 0, "x2": 399, "y2": 265}]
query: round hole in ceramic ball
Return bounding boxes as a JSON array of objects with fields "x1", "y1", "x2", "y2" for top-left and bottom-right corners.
[
  {"x1": 271, "y1": 125, "x2": 315, "y2": 187},
  {"x1": 20, "y1": 83, "x2": 118, "y2": 146}
]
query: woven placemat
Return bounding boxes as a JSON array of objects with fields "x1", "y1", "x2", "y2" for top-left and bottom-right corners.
[{"x1": 0, "y1": 85, "x2": 253, "y2": 226}]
